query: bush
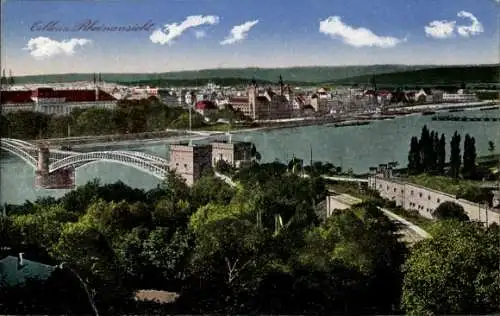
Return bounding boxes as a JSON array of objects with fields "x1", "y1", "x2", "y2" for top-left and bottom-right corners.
[
  {"x1": 457, "y1": 186, "x2": 494, "y2": 206},
  {"x1": 385, "y1": 201, "x2": 397, "y2": 209},
  {"x1": 214, "y1": 159, "x2": 233, "y2": 175}
]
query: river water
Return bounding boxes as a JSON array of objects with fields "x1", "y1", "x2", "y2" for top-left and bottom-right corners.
[{"x1": 1, "y1": 109, "x2": 499, "y2": 205}]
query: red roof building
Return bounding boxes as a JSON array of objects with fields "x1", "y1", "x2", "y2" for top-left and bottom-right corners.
[
  {"x1": 0, "y1": 91, "x2": 33, "y2": 104},
  {"x1": 194, "y1": 100, "x2": 217, "y2": 110},
  {"x1": 31, "y1": 88, "x2": 115, "y2": 102},
  {"x1": 1, "y1": 87, "x2": 117, "y2": 114},
  {"x1": 194, "y1": 100, "x2": 218, "y2": 116}
]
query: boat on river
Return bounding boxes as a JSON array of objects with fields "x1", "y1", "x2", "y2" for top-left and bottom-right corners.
[
  {"x1": 480, "y1": 106, "x2": 499, "y2": 111},
  {"x1": 334, "y1": 121, "x2": 371, "y2": 127}
]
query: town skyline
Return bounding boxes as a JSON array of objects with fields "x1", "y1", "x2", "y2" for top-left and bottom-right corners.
[{"x1": 1, "y1": 0, "x2": 498, "y2": 76}]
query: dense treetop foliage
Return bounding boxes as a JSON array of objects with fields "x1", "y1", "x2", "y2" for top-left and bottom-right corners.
[
  {"x1": 1, "y1": 162, "x2": 499, "y2": 315},
  {"x1": 0, "y1": 98, "x2": 251, "y2": 140}
]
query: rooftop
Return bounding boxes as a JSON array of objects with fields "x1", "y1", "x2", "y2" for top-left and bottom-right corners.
[
  {"x1": 135, "y1": 290, "x2": 179, "y2": 304},
  {"x1": 0, "y1": 255, "x2": 56, "y2": 287},
  {"x1": 195, "y1": 100, "x2": 217, "y2": 110},
  {"x1": 173, "y1": 141, "x2": 211, "y2": 148}
]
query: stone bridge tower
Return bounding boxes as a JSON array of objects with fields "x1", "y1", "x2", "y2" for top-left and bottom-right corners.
[
  {"x1": 35, "y1": 145, "x2": 50, "y2": 187},
  {"x1": 34, "y1": 144, "x2": 75, "y2": 189},
  {"x1": 37, "y1": 145, "x2": 50, "y2": 173}
]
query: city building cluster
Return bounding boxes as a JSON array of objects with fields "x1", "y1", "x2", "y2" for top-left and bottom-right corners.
[{"x1": 0, "y1": 70, "x2": 480, "y2": 120}]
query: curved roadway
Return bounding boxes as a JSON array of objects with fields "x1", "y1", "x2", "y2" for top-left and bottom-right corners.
[{"x1": 327, "y1": 193, "x2": 430, "y2": 244}]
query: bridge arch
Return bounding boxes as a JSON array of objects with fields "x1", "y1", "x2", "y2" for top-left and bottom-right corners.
[
  {"x1": 49, "y1": 151, "x2": 169, "y2": 180},
  {"x1": 2, "y1": 138, "x2": 36, "y2": 148},
  {"x1": 0, "y1": 140, "x2": 37, "y2": 168},
  {"x1": 114, "y1": 151, "x2": 169, "y2": 165}
]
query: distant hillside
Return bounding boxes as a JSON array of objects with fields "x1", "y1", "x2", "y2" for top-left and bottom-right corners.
[
  {"x1": 330, "y1": 65, "x2": 499, "y2": 87},
  {"x1": 14, "y1": 65, "x2": 438, "y2": 84},
  {"x1": 117, "y1": 77, "x2": 311, "y2": 88}
]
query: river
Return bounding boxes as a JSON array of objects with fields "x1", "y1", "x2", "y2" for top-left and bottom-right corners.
[{"x1": 1, "y1": 109, "x2": 499, "y2": 205}]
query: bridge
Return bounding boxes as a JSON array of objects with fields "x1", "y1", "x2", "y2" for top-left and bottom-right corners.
[{"x1": 0, "y1": 138, "x2": 170, "y2": 188}]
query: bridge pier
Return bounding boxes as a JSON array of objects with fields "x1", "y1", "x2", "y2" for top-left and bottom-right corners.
[{"x1": 35, "y1": 145, "x2": 75, "y2": 189}]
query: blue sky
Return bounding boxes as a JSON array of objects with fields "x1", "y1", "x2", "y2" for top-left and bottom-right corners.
[{"x1": 1, "y1": 0, "x2": 498, "y2": 75}]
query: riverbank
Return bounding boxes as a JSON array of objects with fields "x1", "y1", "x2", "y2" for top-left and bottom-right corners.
[
  {"x1": 24, "y1": 100, "x2": 500, "y2": 150},
  {"x1": 387, "y1": 100, "x2": 498, "y2": 113},
  {"x1": 31, "y1": 130, "x2": 186, "y2": 147},
  {"x1": 2, "y1": 107, "x2": 499, "y2": 205}
]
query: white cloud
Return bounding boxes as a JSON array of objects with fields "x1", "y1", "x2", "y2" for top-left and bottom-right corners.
[
  {"x1": 220, "y1": 20, "x2": 259, "y2": 45},
  {"x1": 24, "y1": 37, "x2": 91, "y2": 60},
  {"x1": 319, "y1": 16, "x2": 404, "y2": 48},
  {"x1": 150, "y1": 15, "x2": 219, "y2": 45},
  {"x1": 194, "y1": 30, "x2": 206, "y2": 39},
  {"x1": 456, "y1": 11, "x2": 484, "y2": 37},
  {"x1": 424, "y1": 20, "x2": 456, "y2": 39}
]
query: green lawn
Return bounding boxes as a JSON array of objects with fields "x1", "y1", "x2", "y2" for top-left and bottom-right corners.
[
  {"x1": 387, "y1": 206, "x2": 435, "y2": 231},
  {"x1": 407, "y1": 174, "x2": 481, "y2": 196}
]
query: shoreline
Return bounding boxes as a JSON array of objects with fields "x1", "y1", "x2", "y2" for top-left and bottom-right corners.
[{"x1": 17, "y1": 100, "x2": 500, "y2": 150}]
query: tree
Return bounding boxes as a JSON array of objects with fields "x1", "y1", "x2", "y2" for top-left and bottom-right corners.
[
  {"x1": 462, "y1": 134, "x2": 477, "y2": 179},
  {"x1": 432, "y1": 201, "x2": 469, "y2": 221},
  {"x1": 408, "y1": 136, "x2": 421, "y2": 174},
  {"x1": 437, "y1": 134, "x2": 446, "y2": 175},
  {"x1": 298, "y1": 203, "x2": 407, "y2": 313},
  {"x1": 456, "y1": 186, "x2": 494, "y2": 206},
  {"x1": 402, "y1": 221, "x2": 500, "y2": 315},
  {"x1": 52, "y1": 219, "x2": 131, "y2": 314},
  {"x1": 250, "y1": 144, "x2": 261, "y2": 162},
  {"x1": 488, "y1": 141, "x2": 495, "y2": 154},
  {"x1": 431, "y1": 132, "x2": 439, "y2": 173},
  {"x1": 449, "y1": 131, "x2": 461, "y2": 179},
  {"x1": 419, "y1": 125, "x2": 435, "y2": 173},
  {"x1": 84, "y1": 200, "x2": 152, "y2": 237},
  {"x1": 4, "y1": 111, "x2": 50, "y2": 139},
  {"x1": 182, "y1": 207, "x2": 270, "y2": 313},
  {"x1": 141, "y1": 226, "x2": 192, "y2": 289},
  {"x1": 214, "y1": 159, "x2": 233, "y2": 175},
  {"x1": 11, "y1": 204, "x2": 77, "y2": 249},
  {"x1": 190, "y1": 175, "x2": 236, "y2": 208},
  {"x1": 75, "y1": 108, "x2": 117, "y2": 135},
  {"x1": 59, "y1": 180, "x2": 101, "y2": 214},
  {"x1": 0, "y1": 216, "x2": 21, "y2": 250}
]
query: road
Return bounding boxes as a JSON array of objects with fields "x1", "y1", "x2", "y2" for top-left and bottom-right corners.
[
  {"x1": 302, "y1": 173, "x2": 369, "y2": 184},
  {"x1": 327, "y1": 193, "x2": 431, "y2": 244},
  {"x1": 217, "y1": 172, "x2": 429, "y2": 244}
]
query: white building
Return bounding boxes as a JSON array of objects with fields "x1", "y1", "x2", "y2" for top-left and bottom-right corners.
[{"x1": 368, "y1": 169, "x2": 500, "y2": 226}]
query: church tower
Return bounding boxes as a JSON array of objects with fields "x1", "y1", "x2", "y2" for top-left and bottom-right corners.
[
  {"x1": 0, "y1": 69, "x2": 7, "y2": 87},
  {"x1": 8, "y1": 69, "x2": 14, "y2": 85},
  {"x1": 248, "y1": 78, "x2": 258, "y2": 120}
]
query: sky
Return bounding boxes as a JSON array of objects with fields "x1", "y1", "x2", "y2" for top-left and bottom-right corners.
[{"x1": 1, "y1": 0, "x2": 499, "y2": 75}]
